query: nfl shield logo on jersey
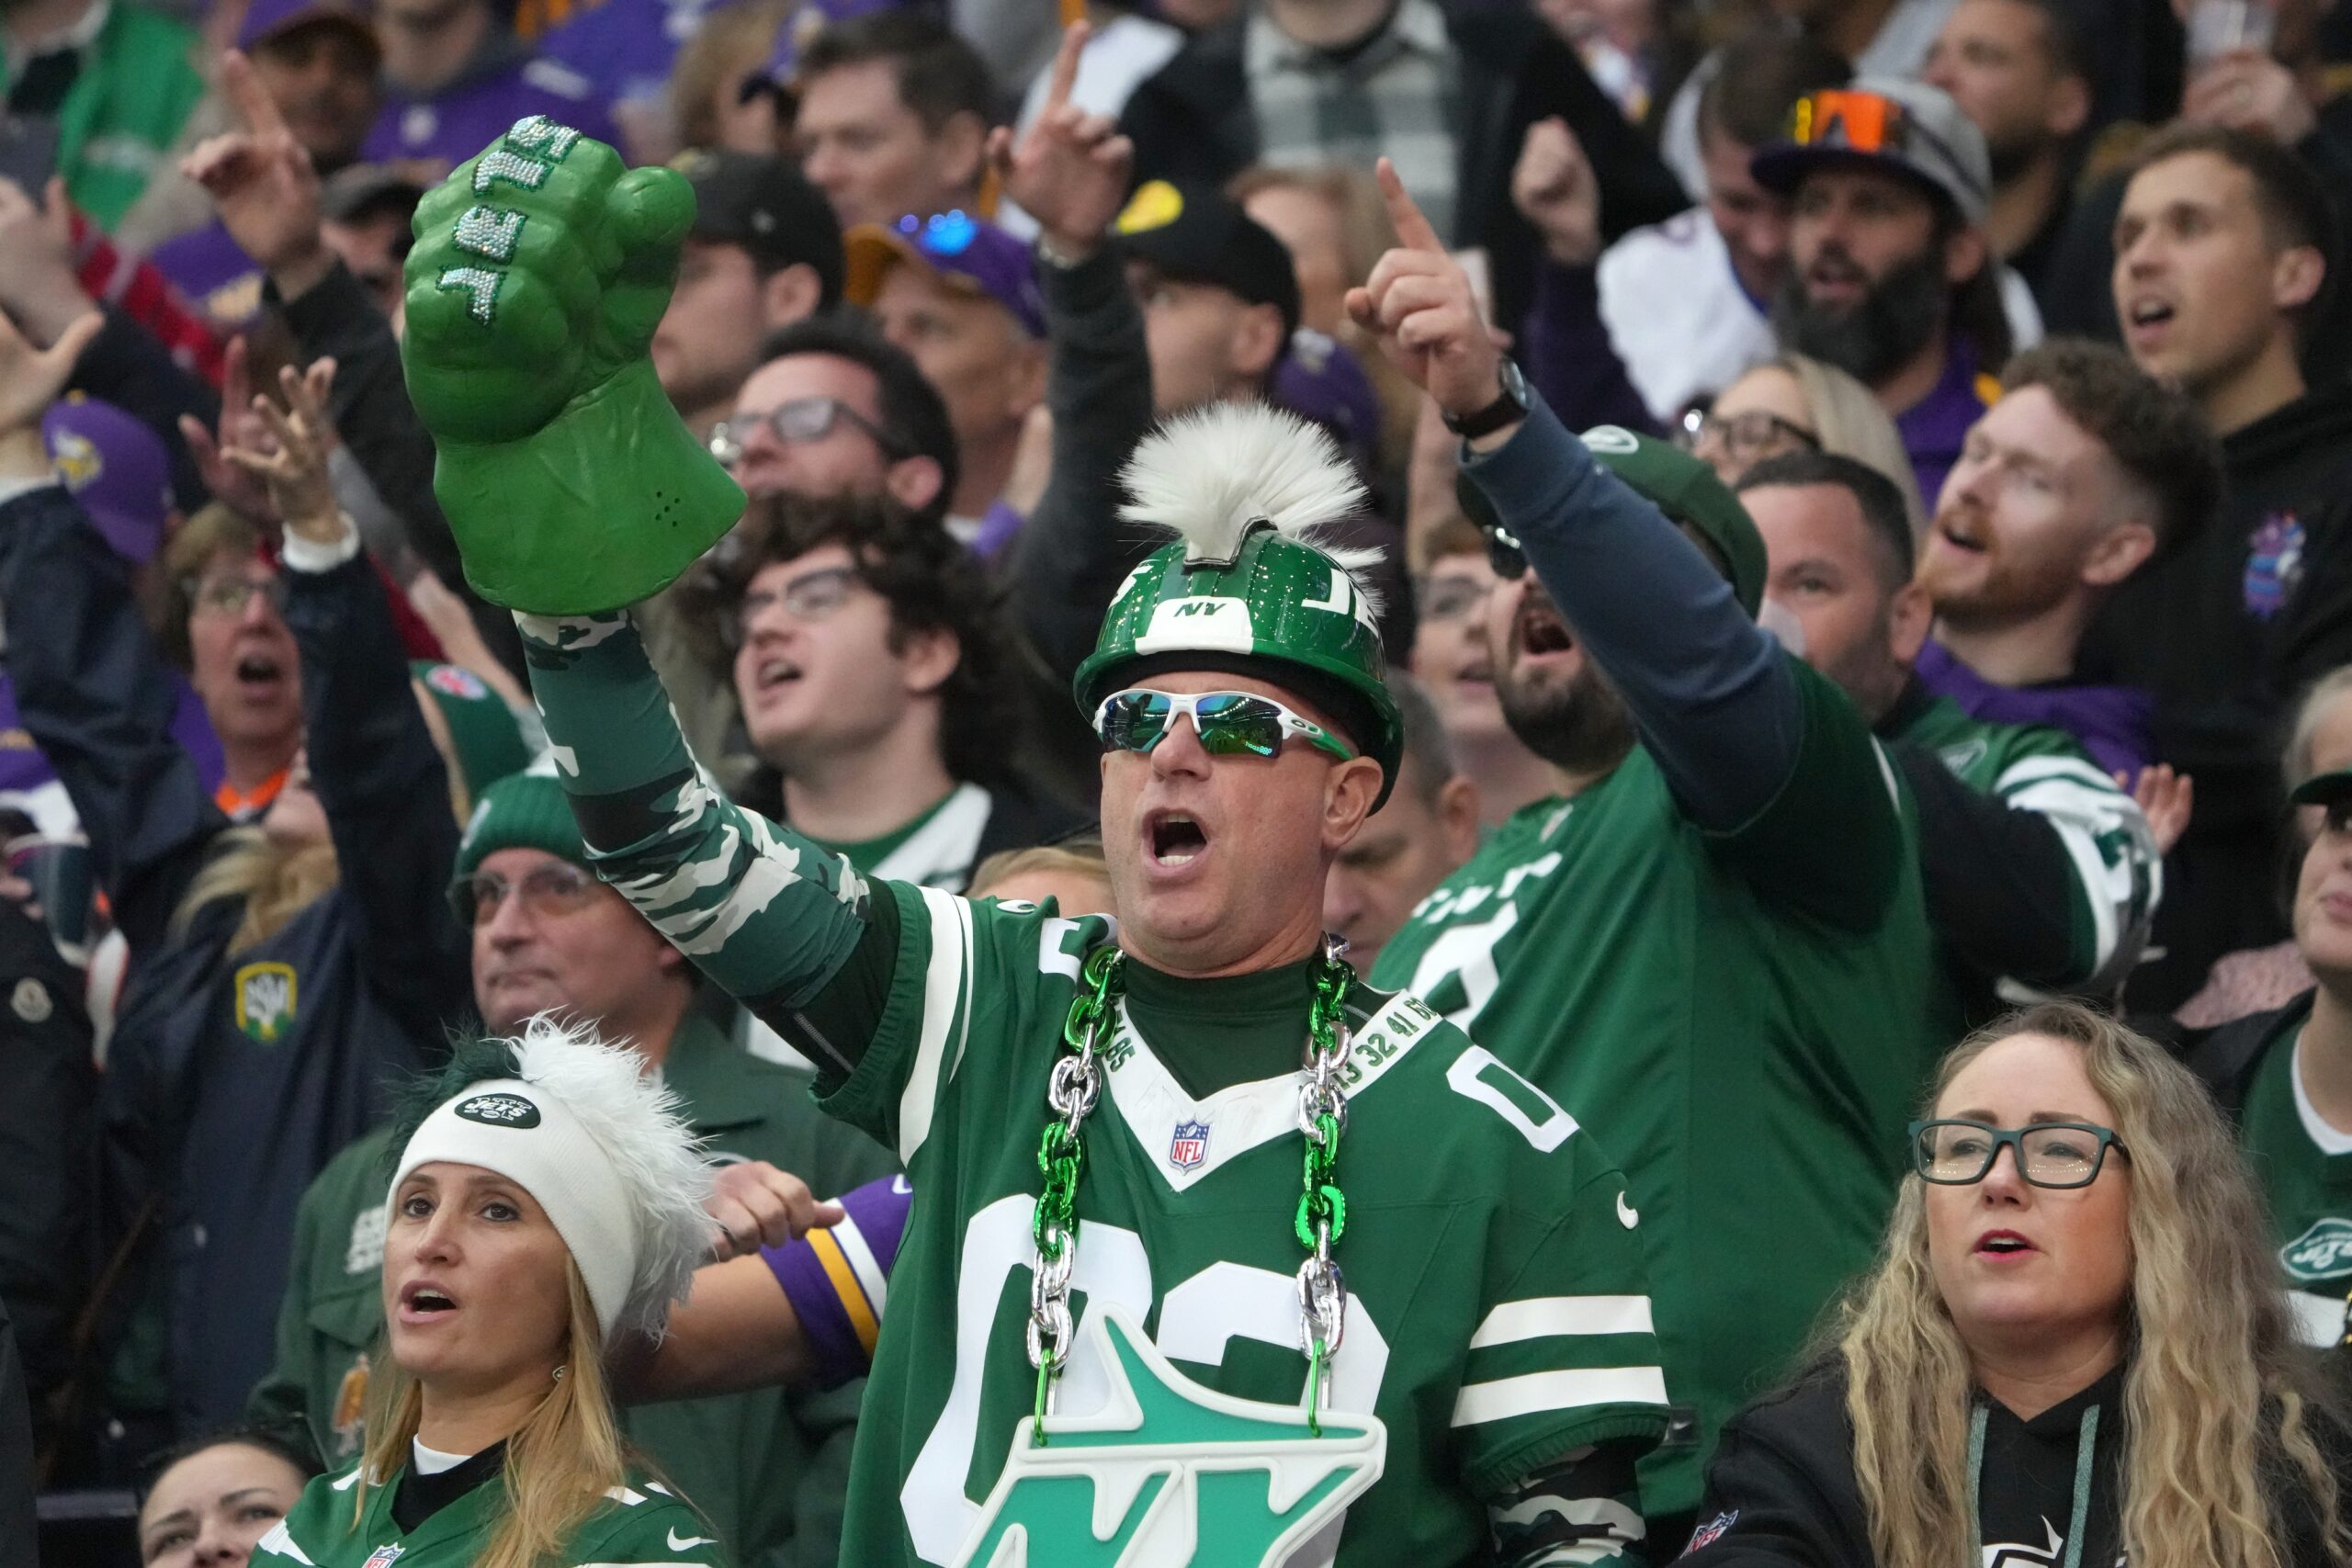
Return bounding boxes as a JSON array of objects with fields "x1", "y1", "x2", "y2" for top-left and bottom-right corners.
[
  {"x1": 1682, "y1": 1510, "x2": 1736, "y2": 1554},
  {"x1": 362, "y1": 1546, "x2": 405, "y2": 1568},
  {"x1": 1168, "y1": 1120, "x2": 1210, "y2": 1171}
]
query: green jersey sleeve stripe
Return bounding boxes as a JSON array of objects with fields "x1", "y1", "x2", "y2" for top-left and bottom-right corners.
[
  {"x1": 898, "y1": 886, "x2": 975, "y2": 1164},
  {"x1": 1451, "y1": 1367, "x2": 1670, "y2": 1427},
  {"x1": 1469, "y1": 1296, "x2": 1656, "y2": 1345}
]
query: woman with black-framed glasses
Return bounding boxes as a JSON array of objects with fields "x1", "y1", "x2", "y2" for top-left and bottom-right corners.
[{"x1": 1681, "y1": 1001, "x2": 2352, "y2": 1568}]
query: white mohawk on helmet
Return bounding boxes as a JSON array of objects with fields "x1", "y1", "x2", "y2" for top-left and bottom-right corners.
[
  {"x1": 504, "y1": 1015, "x2": 715, "y2": 1341},
  {"x1": 1119, "y1": 402, "x2": 1385, "y2": 609}
]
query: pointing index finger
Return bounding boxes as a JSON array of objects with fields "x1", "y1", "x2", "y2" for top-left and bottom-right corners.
[
  {"x1": 1375, "y1": 157, "x2": 1444, "y2": 254},
  {"x1": 1042, "y1": 20, "x2": 1090, "y2": 120},
  {"x1": 220, "y1": 49, "x2": 291, "y2": 139}
]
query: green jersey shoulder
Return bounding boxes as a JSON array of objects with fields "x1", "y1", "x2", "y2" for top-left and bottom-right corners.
[
  {"x1": 2236, "y1": 1003, "x2": 2352, "y2": 1348},
  {"x1": 253, "y1": 1460, "x2": 727, "y2": 1566},
  {"x1": 1891, "y1": 693, "x2": 2158, "y2": 993},
  {"x1": 820, "y1": 885, "x2": 1669, "y2": 1566}
]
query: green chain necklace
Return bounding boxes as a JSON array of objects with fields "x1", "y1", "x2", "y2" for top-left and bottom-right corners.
[{"x1": 1024, "y1": 934, "x2": 1359, "y2": 1441}]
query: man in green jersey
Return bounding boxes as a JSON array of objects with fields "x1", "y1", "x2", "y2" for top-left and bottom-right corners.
[
  {"x1": 398, "y1": 120, "x2": 1673, "y2": 1567},
  {"x1": 1352, "y1": 177, "x2": 1954, "y2": 1536},
  {"x1": 2187, "y1": 767, "x2": 2352, "y2": 1349},
  {"x1": 1735, "y1": 447, "x2": 2161, "y2": 1017}
]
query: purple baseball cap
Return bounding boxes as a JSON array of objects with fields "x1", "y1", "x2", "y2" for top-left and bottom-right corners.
[
  {"x1": 1273, "y1": 330, "x2": 1382, "y2": 469},
  {"x1": 843, "y1": 210, "x2": 1046, "y2": 340},
  {"x1": 235, "y1": 0, "x2": 379, "y2": 59},
  {"x1": 41, "y1": 396, "x2": 174, "y2": 566}
]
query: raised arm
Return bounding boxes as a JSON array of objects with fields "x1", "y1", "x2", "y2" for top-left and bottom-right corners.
[
  {"x1": 229, "y1": 360, "x2": 473, "y2": 1040},
  {"x1": 395, "y1": 121, "x2": 902, "y2": 1082},
  {"x1": 989, "y1": 23, "x2": 1161, "y2": 685},
  {"x1": 1349, "y1": 161, "x2": 1902, "y2": 928},
  {"x1": 0, "y1": 309, "x2": 225, "y2": 955}
]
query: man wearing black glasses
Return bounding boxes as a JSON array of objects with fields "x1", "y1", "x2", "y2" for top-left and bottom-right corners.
[{"x1": 254, "y1": 752, "x2": 895, "y2": 1562}]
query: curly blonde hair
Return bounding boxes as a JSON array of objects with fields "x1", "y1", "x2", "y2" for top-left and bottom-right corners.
[{"x1": 1836, "y1": 1002, "x2": 2350, "y2": 1568}]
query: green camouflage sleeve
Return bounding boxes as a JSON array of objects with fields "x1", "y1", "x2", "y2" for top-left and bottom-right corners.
[
  {"x1": 515, "y1": 610, "x2": 876, "y2": 1073},
  {"x1": 1487, "y1": 1441, "x2": 1650, "y2": 1568}
]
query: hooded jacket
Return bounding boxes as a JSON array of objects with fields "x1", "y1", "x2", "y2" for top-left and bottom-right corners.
[{"x1": 2083, "y1": 380, "x2": 2352, "y2": 1010}]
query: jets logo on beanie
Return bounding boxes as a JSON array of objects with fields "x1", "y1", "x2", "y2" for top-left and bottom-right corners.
[{"x1": 388, "y1": 1017, "x2": 714, "y2": 1341}]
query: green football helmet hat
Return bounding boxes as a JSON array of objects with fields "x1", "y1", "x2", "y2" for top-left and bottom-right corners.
[{"x1": 1075, "y1": 404, "x2": 1404, "y2": 809}]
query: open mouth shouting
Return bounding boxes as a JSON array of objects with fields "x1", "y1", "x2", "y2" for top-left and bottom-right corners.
[
  {"x1": 1144, "y1": 807, "x2": 1211, "y2": 874},
  {"x1": 1512, "y1": 594, "x2": 1577, "y2": 665},
  {"x1": 2120, "y1": 291, "x2": 2177, "y2": 353},
  {"x1": 397, "y1": 1278, "x2": 460, "y2": 1325}
]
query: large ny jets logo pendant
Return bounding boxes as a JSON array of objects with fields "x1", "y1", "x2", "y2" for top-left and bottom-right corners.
[{"x1": 956, "y1": 1305, "x2": 1386, "y2": 1567}]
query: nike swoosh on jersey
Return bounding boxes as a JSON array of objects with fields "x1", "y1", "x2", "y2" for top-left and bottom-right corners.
[
  {"x1": 667, "y1": 1528, "x2": 717, "y2": 1549},
  {"x1": 1617, "y1": 1191, "x2": 1639, "y2": 1228}
]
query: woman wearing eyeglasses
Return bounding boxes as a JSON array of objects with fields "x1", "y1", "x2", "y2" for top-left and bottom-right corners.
[
  {"x1": 1681, "y1": 1000, "x2": 2352, "y2": 1568},
  {"x1": 1680, "y1": 355, "x2": 1927, "y2": 536}
]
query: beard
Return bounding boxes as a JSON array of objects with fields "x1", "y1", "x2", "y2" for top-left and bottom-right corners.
[
  {"x1": 1494, "y1": 643, "x2": 1637, "y2": 777},
  {"x1": 1773, "y1": 242, "x2": 1949, "y2": 387}
]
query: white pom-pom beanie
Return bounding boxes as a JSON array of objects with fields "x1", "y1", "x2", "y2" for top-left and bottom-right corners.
[{"x1": 388, "y1": 1017, "x2": 715, "y2": 1342}]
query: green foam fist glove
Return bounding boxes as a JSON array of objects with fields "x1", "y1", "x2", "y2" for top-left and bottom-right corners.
[{"x1": 401, "y1": 118, "x2": 746, "y2": 613}]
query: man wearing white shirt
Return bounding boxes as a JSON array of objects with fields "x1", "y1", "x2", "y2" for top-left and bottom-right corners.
[{"x1": 1598, "y1": 30, "x2": 1849, "y2": 422}]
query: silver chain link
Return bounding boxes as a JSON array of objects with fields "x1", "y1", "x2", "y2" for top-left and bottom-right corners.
[
  {"x1": 1293, "y1": 933, "x2": 1354, "y2": 1383},
  {"x1": 1025, "y1": 1004, "x2": 1113, "y2": 1382}
]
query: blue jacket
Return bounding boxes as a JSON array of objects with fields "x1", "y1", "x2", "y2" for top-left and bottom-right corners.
[{"x1": 0, "y1": 488, "x2": 470, "y2": 1434}]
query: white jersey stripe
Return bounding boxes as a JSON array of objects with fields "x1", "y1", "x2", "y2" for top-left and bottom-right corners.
[
  {"x1": 1450, "y1": 1366, "x2": 1670, "y2": 1427},
  {"x1": 1469, "y1": 1295, "x2": 1656, "y2": 1346},
  {"x1": 831, "y1": 1210, "x2": 889, "y2": 1321},
  {"x1": 254, "y1": 1523, "x2": 314, "y2": 1564},
  {"x1": 1993, "y1": 755, "x2": 2130, "y2": 796},
  {"x1": 898, "y1": 886, "x2": 971, "y2": 1164}
]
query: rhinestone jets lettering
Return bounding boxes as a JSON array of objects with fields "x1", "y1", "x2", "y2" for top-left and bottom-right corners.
[{"x1": 436, "y1": 116, "x2": 582, "y2": 326}]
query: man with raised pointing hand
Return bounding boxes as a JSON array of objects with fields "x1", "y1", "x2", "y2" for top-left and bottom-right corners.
[
  {"x1": 396, "y1": 100, "x2": 1674, "y2": 1568},
  {"x1": 1351, "y1": 162, "x2": 1946, "y2": 1545}
]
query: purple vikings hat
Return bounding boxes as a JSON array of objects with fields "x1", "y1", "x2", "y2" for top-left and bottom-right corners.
[
  {"x1": 41, "y1": 396, "x2": 173, "y2": 565},
  {"x1": 234, "y1": 0, "x2": 379, "y2": 59},
  {"x1": 843, "y1": 210, "x2": 1046, "y2": 339}
]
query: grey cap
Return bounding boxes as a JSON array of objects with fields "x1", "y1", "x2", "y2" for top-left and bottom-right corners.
[{"x1": 1750, "y1": 78, "x2": 1991, "y2": 228}]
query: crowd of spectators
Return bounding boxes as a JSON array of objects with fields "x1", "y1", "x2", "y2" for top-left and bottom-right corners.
[{"x1": 0, "y1": 0, "x2": 2346, "y2": 1553}]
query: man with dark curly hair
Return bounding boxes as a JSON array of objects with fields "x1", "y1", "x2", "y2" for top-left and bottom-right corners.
[{"x1": 688, "y1": 491, "x2": 1088, "y2": 894}]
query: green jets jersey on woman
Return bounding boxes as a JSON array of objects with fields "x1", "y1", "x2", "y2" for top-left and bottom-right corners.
[
  {"x1": 252, "y1": 1457, "x2": 726, "y2": 1565},
  {"x1": 517, "y1": 609, "x2": 1671, "y2": 1568},
  {"x1": 2234, "y1": 998, "x2": 2352, "y2": 1348},
  {"x1": 1372, "y1": 659, "x2": 1953, "y2": 1518}
]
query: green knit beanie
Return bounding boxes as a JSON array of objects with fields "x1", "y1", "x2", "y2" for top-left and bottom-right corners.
[
  {"x1": 448, "y1": 756, "x2": 589, "y2": 915},
  {"x1": 412, "y1": 661, "x2": 532, "y2": 806}
]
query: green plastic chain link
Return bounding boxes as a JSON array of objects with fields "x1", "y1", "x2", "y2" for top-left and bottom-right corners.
[
  {"x1": 1296, "y1": 952, "x2": 1353, "y2": 1432},
  {"x1": 1031, "y1": 943, "x2": 1124, "y2": 1438}
]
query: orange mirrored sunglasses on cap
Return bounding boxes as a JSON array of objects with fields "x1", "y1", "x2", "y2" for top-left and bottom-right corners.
[{"x1": 1786, "y1": 89, "x2": 1906, "y2": 154}]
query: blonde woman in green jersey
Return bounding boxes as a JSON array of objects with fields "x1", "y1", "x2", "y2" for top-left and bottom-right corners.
[{"x1": 252, "y1": 1021, "x2": 809, "y2": 1568}]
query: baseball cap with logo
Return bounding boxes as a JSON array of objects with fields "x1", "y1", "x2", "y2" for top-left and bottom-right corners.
[
  {"x1": 1455, "y1": 424, "x2": 1767, "y2": 618},
  {"x1": 843, "y1": 210, "x2": 1046, "y2": 339},
  {"x1": 1114, "y1": 180, "x2": 1301, "y2": 344},
  {"x1": 674, "y1": 149, "x2": 845, "y2": 309},
  {"x1": 41, "y1": 396, "x2": 174, "y2": 566},
  {"x1": 1750, "y1": 79, "x2": 1991, "y2": 229},
  {"x1": 234, "y1": 0, "x2": 379, "y2": 60}
]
